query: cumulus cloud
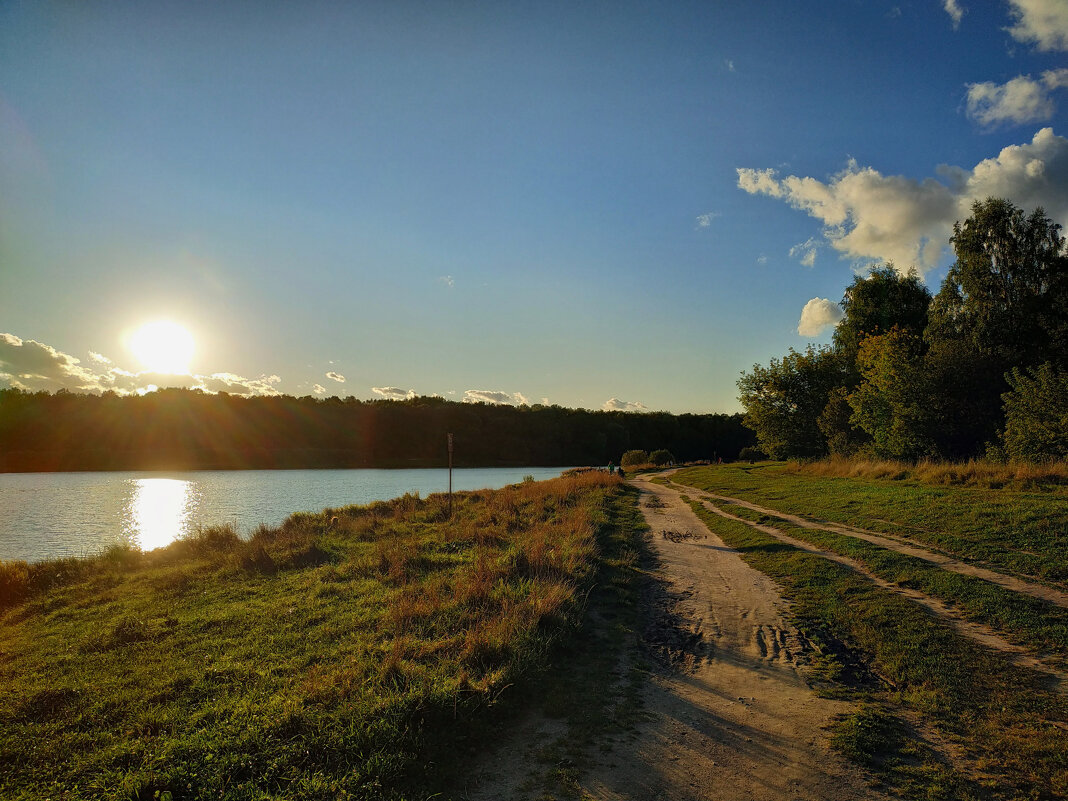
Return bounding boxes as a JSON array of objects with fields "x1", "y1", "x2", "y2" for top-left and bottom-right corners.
[
  {"x1": 797, "y1": 298, "x2": 845, "y2": 337},
  {"x1": 736, "y1": 127, "x2": 1068, "y2": 275},
  {"x1": 325, "y1": 371, "x2": 345, "y2": 383},
  {"x1": 372, "y1": 386, "x2": 417, "y2": 401},
  {"x1": 312, "y1": 384, "x2": 326, "y2": 394},
  {"x1": 603, "y1": 398, "x2": 648, "y2": 412},
  {"x1": 944, "y1": 0, "x2": 965, "y2": 28},
  {"x1": 966, "y1": 69, "x2": 1068, "y2": 127},
  {"x1": 462, "y1": 390, "x2": 530, "y2": 406},
  {"x1": 0, "y1": 332, "x2": 283, "y2": 397},
  {"x1": 0, "y1": 333, "x2": 102, "y2": 392},
  {"x1": 1007, "y1": 0, "x2": 1068, "y2": 51}
]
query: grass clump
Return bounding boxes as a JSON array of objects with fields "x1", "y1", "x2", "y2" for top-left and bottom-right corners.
[{"x1": 0, "y1": 471, "x2": 624, "y2": 801}]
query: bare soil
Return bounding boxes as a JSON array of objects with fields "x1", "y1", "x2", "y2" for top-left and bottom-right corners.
[{"x1": 468, "y1": 476, "x2": 894, "y2": 800}]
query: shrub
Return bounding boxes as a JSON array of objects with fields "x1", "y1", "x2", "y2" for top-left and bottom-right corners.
[
  {"x1": 1002, "y1": 363, "x2": 1068, "y2": 461},
  {"x1": 620, "y1": 450, "x2": 649, "y2": 468},
  {"x1": 738, "y1": 446, "x2": 766, "y2": 462},
  {"x1": 649, "y1": 449, "x2": 675, "y2": 466}
]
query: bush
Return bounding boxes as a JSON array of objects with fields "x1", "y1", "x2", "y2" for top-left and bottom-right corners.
[
  {"x1": 649, "y1": 449, "x2": 675, "y2": 466},
  {"x1": 738, "y1": 446, "x2": 767, "y2": 462},
  {"x1": 620, "y1": 450, "x2": 649, "y2": 468},
  {"x1": 1002, "y1": 363, "x2": 1068, "y2": 461}
]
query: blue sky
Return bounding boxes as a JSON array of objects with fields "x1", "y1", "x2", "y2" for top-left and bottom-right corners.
[{"x1": 2, "y1": 0, "x2": 1067, "y2": 413}]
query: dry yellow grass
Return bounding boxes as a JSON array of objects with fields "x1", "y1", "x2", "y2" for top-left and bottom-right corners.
[{"x1": 792, "y1": 455, "x2": 1068, "y2": 488}]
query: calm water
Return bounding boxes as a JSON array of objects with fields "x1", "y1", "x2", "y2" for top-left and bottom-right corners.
[{"x1": 0, "y1": 467, "x2": 570, "y2": 563}]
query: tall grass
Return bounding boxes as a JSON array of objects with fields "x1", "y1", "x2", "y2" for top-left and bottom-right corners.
[
  {"x1": 0, "y1": 471, "x2": 622, "y2": 801},
  {"x1": 794, "y1": 455, "x2": 1068, "y2": 489}
]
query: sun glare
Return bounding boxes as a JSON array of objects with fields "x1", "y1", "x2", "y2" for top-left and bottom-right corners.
[{"x1": 129, "y1": 320, "x2": 195, "y2": 374}]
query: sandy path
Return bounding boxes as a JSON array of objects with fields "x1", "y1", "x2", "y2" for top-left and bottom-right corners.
[
  {"x1": 569, "y1": 476, "x2": 888, "y2": 801},
  {"x1": 671, "y1": 482, "x2": 1068, "y2": 610}
]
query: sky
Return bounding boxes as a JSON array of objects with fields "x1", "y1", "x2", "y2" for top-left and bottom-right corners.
[{"x1": 2, "y1": 0, "x2": 1067, "y2": 414}]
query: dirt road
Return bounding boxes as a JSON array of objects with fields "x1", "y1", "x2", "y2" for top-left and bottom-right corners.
[
  {"x1": 471, "y1": 475, "x2": 890, "y2": 800},
  {"x1": 570, "y1": 475, "x2": 887, "y2": 800}
]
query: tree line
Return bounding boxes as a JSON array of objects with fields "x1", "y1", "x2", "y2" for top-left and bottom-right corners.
[
  {"x1": 0, "y1": 389, "x2": 752, "y2": 472},
  {"x1": 739, "y1": 198, "x2": 1068, "y2": 462}
]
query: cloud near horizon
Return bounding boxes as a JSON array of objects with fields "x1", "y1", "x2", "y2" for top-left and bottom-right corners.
[
  {"x1": 325, "y1": 371, "x2": 345, "y2": 383},
  {"x1": 0, "y1": 332, "x2": 283, "y2": 397},
  {"x1": 737, "y1": 127, "x2": 1068, "y2": 275},
  {"x1": 462, "y1": 390, "x2": 530, "y2": 406},
  {"x1": 372, "y1": 386, "x2": 417, "y2": 401},
  {"x1": 797, "y1": 298, "x2": 845, "y2": 337},
  {"x1": 603, "y1": 397, "x2": 649, "y2": 412}
]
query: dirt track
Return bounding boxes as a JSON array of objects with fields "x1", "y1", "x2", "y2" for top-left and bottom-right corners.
[
  {"x1": 471, "y1": 476, "x2": 891, "y2": 800},
  {"x1": 567, "y1": 475, "x2": 888, "y2": 800}
]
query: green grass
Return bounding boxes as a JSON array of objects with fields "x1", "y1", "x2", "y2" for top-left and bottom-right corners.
[
  {"x1": 681, "y1": 494, "x2": 1068, "y2": 801},
  {"x1": 672, "y1": 462, "x2": 1068, "y2": 589},
  {"x1": 0, "y1": 472, "x2": 629, "y2": 801},
  {"x1": 705, "y1": 499, "x2": 1068, "y2": 660}
]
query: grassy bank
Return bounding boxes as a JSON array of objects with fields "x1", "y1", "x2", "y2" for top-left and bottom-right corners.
[
  {"x1": 0, "y1": 472, "x2": 628, "y2": 800},
  {"x1": 681, "y1": 493, "x2": 1068, "y2": 800},
  {"x1": 672, "y1": 462, "x2": 1068, "y2": 588}
]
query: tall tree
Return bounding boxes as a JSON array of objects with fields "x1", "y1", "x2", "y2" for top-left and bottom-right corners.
[
  {"x1": 925, "y1": 198, "x2": 1068, "y2": 456},
  {"x1": 833, "y1": 264, "x2": 932, "y2": 373},
  {"x1": 737, "y1": 346, "x2": 844, "y2": 459}
]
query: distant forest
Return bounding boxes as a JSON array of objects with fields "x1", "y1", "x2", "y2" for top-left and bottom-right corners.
[
  {"x1": 739, "y1": 198, "x2": 1068, "y2": 462},
  {"x1": 0, "y1": 389, "x2": 751, "y2": 472}
]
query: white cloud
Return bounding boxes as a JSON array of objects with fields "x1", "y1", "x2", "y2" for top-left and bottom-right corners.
[
  {"x1": 757, "y1": 254, "x2": 768, "y2": 265},
  {"x1": 438, "y1": 275, "x2": 455, "y2": 288},
  {"x1": 88, "y1": 351, "x2": 112, "y2": 365},
  {"x1": 372, "y1": 386, "x2": 417, "y2": 401},
  {"x1": 725, "y1": 59, "x2": 736, "y2": 72},
  {"x1": 0, "y1": 333, "x2": 102, "y2": 392},
  {"x1": 944, "y1": 0, "x2": 965, "y2": 28},
  {"x1": 696, "y1": 211, "x2": 721, "y2": 228},
  {"x1": 603, "y1": 398, "x2": 649, "y2": 412},
  {"x1": 966, "y1": 69, "x2": 1068, "y2": 127},
  {"x1": 312, "y1": 384, "x2": 326, "y2": 394},
  {"x1": 0, "y1": 332, "x2": 283, "y2": 396},
  {"x1": 462, "y1": 390, "x2": 530, "y2": 406},
  {"x1": 736, "y1": 127, "x2": 1068, "y2": 275},
  {"x1": 797, "y1": 298, "x2": 845, "y2": 337},
  {"x1": 1007, "y1": 0, "x2": 1068, "y2": 51},
  {"x1": 325, "y1": 371, "x2": 346, "y2": 383},
  {"x1": 789, "y1": 237, "x2": 820, "y2": 267}
]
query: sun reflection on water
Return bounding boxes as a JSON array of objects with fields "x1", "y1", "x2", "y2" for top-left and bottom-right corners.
[{"x1": 123, "y1": 478, "x2": 199, "y2": 551}]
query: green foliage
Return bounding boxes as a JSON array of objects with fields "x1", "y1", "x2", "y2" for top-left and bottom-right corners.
[
  {"x1": 0, "y1": 389, "x2": 753, "y2": 471},
  {"x1": 648, "y1": 448, "x2": 674, "y2": 466},
  {"x1": 737, "y1": 345, "x2": 844, "y2": 459},
  {"x1": 848, "y1": 328, "x2": 934, "y2": 460},
  {"x1": 818, "y1": 386, "x2": 868, "y2": 456},
  {"x1": 833, "y1": 264, "x2": 931, "y2": 375},
  {"x1": 1002, "y1": 362, "x2": 1068, "y2": 460},
  {"x1": 620, "y1": 449, "x2": 649, "y2": 467},
  {"x1": 924, "y1": 198, "x2": 1068, "y2": 456},
  {"x1": 737, "y1": 446, "x2": 767, "y2": 462}
]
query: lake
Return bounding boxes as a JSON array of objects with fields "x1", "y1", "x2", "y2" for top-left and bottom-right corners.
[{"x1": 0, "y1": 467, "x2": 571, "y2": 563}]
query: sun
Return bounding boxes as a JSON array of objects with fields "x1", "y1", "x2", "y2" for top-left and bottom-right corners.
[{"x1": 129, "y1": 320, "x2": 195, "y2": 374}]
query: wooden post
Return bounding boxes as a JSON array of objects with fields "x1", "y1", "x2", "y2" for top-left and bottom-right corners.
[{"x1": 447, "y1": 433, "x2": 454, "y2": 518}]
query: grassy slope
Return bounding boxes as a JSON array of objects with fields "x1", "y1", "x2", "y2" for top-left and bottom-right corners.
[
  {"x1": 672, "y1": 462, "x2": 1068, "y2": 588},
  {"x1": 669, "y1": 465, "x2": 1068, "y2": 801},
  {"x1": 0, "y1": 472, "x2": 630, "y2": 801}
]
